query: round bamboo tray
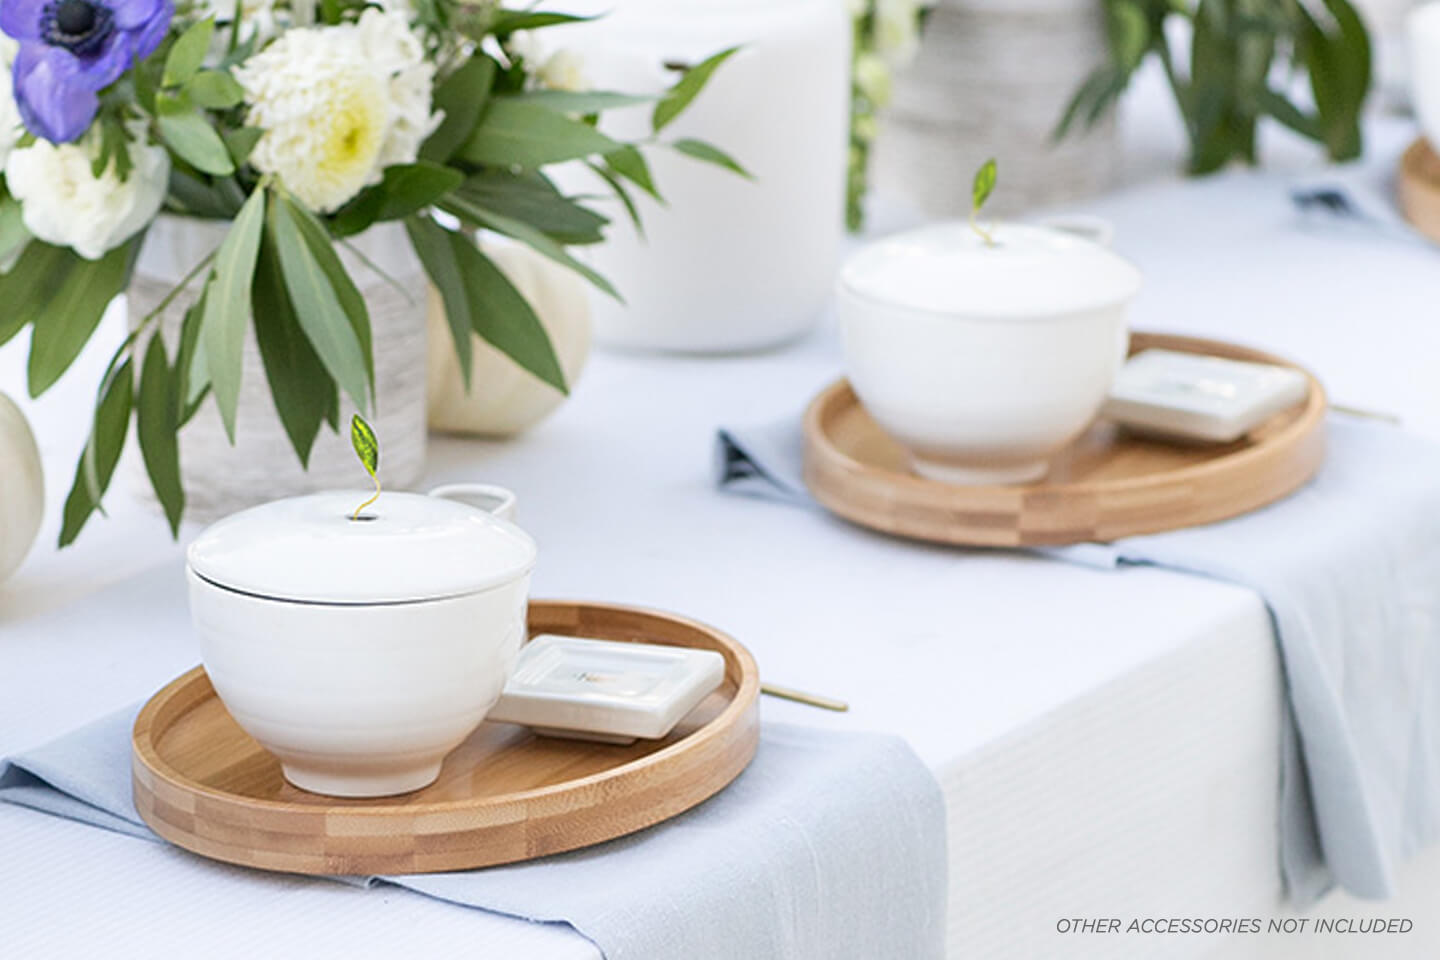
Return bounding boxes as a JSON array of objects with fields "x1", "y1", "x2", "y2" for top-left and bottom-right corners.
[
  {"x1": 803, "y1": 332, "x2": 1326, "y2": 547},
  {"x1": 1399, "y1": 137, "x2": 1440, "y2": 245},
  {"x1": 132, "y1": 600, "x2": 760, "y2": 876}
]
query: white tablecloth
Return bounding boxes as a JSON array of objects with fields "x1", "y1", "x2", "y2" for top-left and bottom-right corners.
[{"x1": 4, "y1": 75, "x2": 1440, "y2": 958}]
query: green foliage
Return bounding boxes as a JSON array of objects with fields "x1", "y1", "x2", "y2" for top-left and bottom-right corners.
[
  {"x1": 652, "y1": 47, "x2": 739, "y2": 132},
  {"x1": 1058, "y1": 0, "x2": 1372, "y2": 174},
  {"x1": 41, "y1": 16, "x2": 750, "y2": 545}
]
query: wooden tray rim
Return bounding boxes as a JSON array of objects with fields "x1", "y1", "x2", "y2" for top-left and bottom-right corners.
[
  {"x1": 132, "y1": 599, "x2": 760, "y2": 819},
  {"x1": 804, "y1": 331, "x2": 1327, "y2": 502}
]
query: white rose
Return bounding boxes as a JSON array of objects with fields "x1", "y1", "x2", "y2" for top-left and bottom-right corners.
[
  {"x1": 5, "y1": 128, "x2": 169, "y2": 260},
  {"x1": 235, "y1": 9, "x2": 439, "y2": 213},
  {"x1": 537, "y1": 49, "x2": 589, "y2": 93},
  {"x1": 874, "y1": 0, "x2": 921, "y2": 68}
]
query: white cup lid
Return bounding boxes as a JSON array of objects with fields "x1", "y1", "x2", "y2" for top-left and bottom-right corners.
[
  {"x1": 840, "y1": 222, "x2": 1142, "y2": 318},
  {"x1": 187, "y1": 491, "x2": 536, "y2": 605}
]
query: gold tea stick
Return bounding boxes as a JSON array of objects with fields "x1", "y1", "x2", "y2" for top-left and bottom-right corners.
[{"x1": 761, "y1": 681, "x2": 849, "y2": 712}]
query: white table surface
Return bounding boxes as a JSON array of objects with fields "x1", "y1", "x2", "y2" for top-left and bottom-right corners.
[{"x1": 3, "y1": 70, "x2": 1439, "y2": 958}]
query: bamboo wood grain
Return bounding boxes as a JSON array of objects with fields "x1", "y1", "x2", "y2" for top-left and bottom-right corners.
[
  {"x1": 132, "y1": 601, "x2": 760, "y2": 876},
  {"x1": 803, "y1": 332, "x2": 1327, "y2": 547},
  {"x1": 1399, "y1": 138, "x2": 1440, "y2": 246}
]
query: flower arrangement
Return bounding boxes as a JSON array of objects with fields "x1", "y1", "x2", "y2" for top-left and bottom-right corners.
[
  {"x1": 846, "y1": 0, "x2": 925, "y2": 232},
  {"x1": 1057, "y1": 0, "x2": 1372, "y2": 175},
  {"x1": 0, "y1": 0, "x2": 742, "y2": 544}
]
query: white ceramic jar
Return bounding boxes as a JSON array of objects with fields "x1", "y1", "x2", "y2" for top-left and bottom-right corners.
[
  {"x1": 838, "y1": 222, "x2": 1141, "y2": 484},
  {"x1": 186, "y1": 487, "x2": 536, "y2": 797},
  {"x1": 546, "y1": 0, "x2": 851, "y2": 352}
]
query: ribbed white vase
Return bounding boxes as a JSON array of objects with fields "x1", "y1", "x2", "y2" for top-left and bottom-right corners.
[
  {"x1": 871, "y1": 0, "x2": 1121, "y2": 217},
  {"x1": 128, "y1": 215, "x2": 428, "y2": 523}
]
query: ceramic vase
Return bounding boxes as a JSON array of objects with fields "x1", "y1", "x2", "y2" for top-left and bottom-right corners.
[{"x1": 871, "y1": 0, "x2": 1120, "y2": 217}]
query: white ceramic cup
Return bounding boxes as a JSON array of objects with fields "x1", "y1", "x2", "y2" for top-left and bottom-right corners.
[
  {"x1": 839, "y1": 221, "x2": 1141, "y2": 485},
  {"x1": 187, "y1": 487, "x2": 535, "y2": 798},
  {"x1": 1409, "y1": 3, "x2": 1440, "y2": 148}
]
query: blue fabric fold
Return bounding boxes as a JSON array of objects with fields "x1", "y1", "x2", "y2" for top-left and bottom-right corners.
[
  {"x1": 1, "y1": 706, "x2": 946, "y2": 960},
  {"x1": 716, "y1": 414, "x2": 1440, "y2": 904}
]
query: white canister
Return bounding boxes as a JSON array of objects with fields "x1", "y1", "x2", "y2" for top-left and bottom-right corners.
[
  {"x1": 839, "y1": 222, "x2": 1141, "y2": 484},
  {"x1": 548, "y1": 0, "x2": 851, "y2": 353},
  {"x1": 186, "y1": 488, "x2": 536, "y2": 797}
]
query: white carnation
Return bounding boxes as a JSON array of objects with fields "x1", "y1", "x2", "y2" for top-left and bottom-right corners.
[
  {"x1": 854, "y1": 52, "x2": 892, "y2": 107},
  {"x1": 5, "y1": 127, "x2": 169, "y2": 260},
  {"x1": 235, "y1": 9, "x2": 440, "y2": 213}
]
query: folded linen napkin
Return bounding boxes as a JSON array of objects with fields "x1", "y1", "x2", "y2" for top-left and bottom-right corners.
[
  {"x1": 0, "y1": 706, "x2": 946, "y2": 960},
  {"x1": 717, "y1": 415, "x2": 1440, "y2": 905}
]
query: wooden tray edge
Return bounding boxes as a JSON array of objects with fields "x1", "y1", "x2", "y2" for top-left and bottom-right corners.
[{"x1": 132, "y1": 600, "x2": 761, "y2": 874}]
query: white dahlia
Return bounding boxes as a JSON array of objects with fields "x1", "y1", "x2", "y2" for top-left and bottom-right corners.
[
  {"x1": 235, "y1": 9, "x2": 440, "y2": 213},
  {"x1": 5, "y1": 126, "x2": 169, "y2": 260}
]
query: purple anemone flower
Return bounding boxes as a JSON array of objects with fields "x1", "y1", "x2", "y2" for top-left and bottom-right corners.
[{"x1": 1, "y1": 0, "x2": 173, "y2": 143}]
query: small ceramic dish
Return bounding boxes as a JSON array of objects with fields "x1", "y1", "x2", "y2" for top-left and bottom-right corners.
[
  {"x1": 1102, "y1": 349, "x2": 1310, "y2": 443},
  {"x1": 487, "y1": 635, "x2": 726, "y2": 744}
]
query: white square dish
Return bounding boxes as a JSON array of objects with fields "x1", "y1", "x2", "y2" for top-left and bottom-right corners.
[
  {"x1": 1102, "y1": 349, "x2": 1310, "y2": 443},
  {"x1": 487, "y1": 635, "x2": 727, "y2": 744}
]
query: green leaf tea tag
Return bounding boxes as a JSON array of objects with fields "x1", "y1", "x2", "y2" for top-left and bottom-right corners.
[
  {"x1": 970, "y1": 158, "x2": 997, "y2": 246},
  {"x1": 351, "y1": 414, "x2": 381, "y2": 519}
]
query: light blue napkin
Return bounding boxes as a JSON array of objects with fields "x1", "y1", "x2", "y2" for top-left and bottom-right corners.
[
  {"x1": 0, "y1": 708, "x2": 946, "y2": 960},
  {"x1": 717, "y1": 415, "x2": 1440, "y2": 904}
]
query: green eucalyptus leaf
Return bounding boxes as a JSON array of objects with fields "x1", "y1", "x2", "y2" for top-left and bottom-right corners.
[
  {"x1": 201, "y1": 188, "x2": 265, "y2": 441},
  {"x1": 157, "y1": 92, "x2": 236, "y2": 176},
  {"x1": 268, "y1": 193, "x2": 373, "y2": 413},
  {"x1": 26, "y1": 238, "x2": 140, "y2": 397},
  {"x1": 652, "y1": 46, "x2": 739, "y2": 133},
  {"x1": 489, "y1": 10, "x2": 594, "y2": 37},
  {"x1": 252, "y1": 231, "x2": 336, "y2": 466},
  {"x1": 222, "y1": 126, "x2": 263, "y2": 167},
  {"x1": 603, "y1": 146, "x2": 661, "y2": 201},
  {"x1": 351, "y1": 413, "x2": 379, "y2": 478},
  {"x1": 441, "y1": 195, "x2": 620, "y2": 300},
  {"x1": 176, "y1": 284, "x2": 212, "y2": 424},
  {"x1": 187, "y1": 69, "x2": 246, "y2": 109},
  {"x1": 422, "y1": 54, "x2": 497, "y2": 164},
  {"x1": 59, "y1": 357, "x2": 134, "y2": 546},
  {"x1": 585, "y1": 161, "x2": 644, "y2": 238},
  {"x1": 137, "y1": 334, "x2": 185, "y2": 535},
  {"x1": 404, "y1": 215, "x2": 474, "y2": 387},
  {"x1": 0, "y1": 242, "x2": 66, "y2": 347},
  {"x1": 461, "y1": 242, "x2": 567, "y2": 394},
  {"x1": 332, "y1": 162, "x2": 464, "y2": 237},
  {"x1": 0, "y1": 192, "x2": 31, "y2": 272},
  {"x1": 670, "y1": 138, "x2": 752, "y2": 179},
  {"x1": 509, "y1": 90, "x2": 654, "y2": 113},
  {"x1": 971, "y1": 158, "x2": 997, "y2": 214},
  {"x1": 455, "y1": 171, "x2": 607, "y2": 244},
  {"x1": 460, "y1": 97, "x2": 623, "y2": 168},
  {"x1": 164, "y1": 17, "x2": 215, "y2": 88},
  {"x1": 282, "y1": 194, "x2": 374, "y2": 392}
]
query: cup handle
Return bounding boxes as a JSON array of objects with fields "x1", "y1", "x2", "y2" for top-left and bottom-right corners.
[
  {"x1": 1033, "y1": 214, "x2": 1116, "y2": 249},
  {"x1": 427, "y1": 483, "x2": 518, "y2": 522}
]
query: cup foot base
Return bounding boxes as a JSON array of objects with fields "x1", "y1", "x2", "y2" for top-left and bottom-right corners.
[
  {"x1": 911, "y1": 456, "x2": 1050, "y2": 486},
  {"x1": 281, "y1": 761, "x2": 443, "y2": 798}
]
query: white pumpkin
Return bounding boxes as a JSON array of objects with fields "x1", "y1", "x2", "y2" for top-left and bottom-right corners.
[
  {"x1": 0, "y1": 391, "x2": 44, "y2": 583},
  {"x1": 427, "y1": 240, "x2": 592, "y2": 437}
]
